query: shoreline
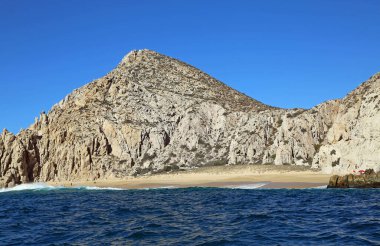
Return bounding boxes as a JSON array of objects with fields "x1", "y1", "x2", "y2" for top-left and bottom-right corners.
[{"x1": 48, "y1": 165, "x2": 331, "y2": 189}]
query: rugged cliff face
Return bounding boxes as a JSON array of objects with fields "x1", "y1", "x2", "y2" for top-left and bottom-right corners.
[
  {"x1": 0, "y1": 50, "x2": 379, "y2": 187},
  {"x1": 313, "y1": 73, "x2": 380, "y2": 173}
]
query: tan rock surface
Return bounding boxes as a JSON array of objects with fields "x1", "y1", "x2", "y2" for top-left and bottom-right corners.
[{"x1": 0, "y1": 49, "x2": 379, "y2": 187}]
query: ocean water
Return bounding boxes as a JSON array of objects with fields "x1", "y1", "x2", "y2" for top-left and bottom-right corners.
[{"x1": 0, "y1": 184, "x2": 379, "y2": 245}]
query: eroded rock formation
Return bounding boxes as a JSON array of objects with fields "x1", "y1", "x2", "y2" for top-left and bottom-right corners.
[
  {"x1": 328, "y1": 169, "x2": 380, "y2": 188},
  {"x1": 1, "y1": 49, "x2": 379, "y2": 187}
]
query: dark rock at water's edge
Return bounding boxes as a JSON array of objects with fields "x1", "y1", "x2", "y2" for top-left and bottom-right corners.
[{"x1": 327, "y1": 169, "x2": 380, "y2": 188}]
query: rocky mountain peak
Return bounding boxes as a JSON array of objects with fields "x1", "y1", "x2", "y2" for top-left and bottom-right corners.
[
  {"x1": 115, "y1": 49, "x2": 272, "y2": 112},
  {"x1": 0, "y1": 50, "x2": 379, "y2": 188},
  {"x1": 119, "y1": 49, "x2": 159, "y2": 66}
]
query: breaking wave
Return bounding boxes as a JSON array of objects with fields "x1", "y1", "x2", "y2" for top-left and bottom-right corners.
[
  {"x1": 0, "y1": 183, "x2": 124, "y2": 193},
  {"x1": 0, "y1": 183, "x2": 59, "y2": 193},
  {"x1": 79, "y1": 186, "x2": 124, "y2": 191},
  {"x1": 0, "y1": 182, "x2": 328, "y2": 193},
  {"x1": 141, "y1": 186, "x2": 178, "y2": 190},
  {"x1": 307, "y1": 185, "x2": 328, "y2": 189},
  {"x1": 223, "y1": 183, "x2": 268, "y2": 189}
]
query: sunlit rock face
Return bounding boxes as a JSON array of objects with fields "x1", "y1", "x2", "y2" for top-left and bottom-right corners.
[
  {"x1": 312, "y1": 73, "x2": 380, "y2": 174},
  {"x1": 0, "y1": 50, "x2": 379, "y2": 187}
]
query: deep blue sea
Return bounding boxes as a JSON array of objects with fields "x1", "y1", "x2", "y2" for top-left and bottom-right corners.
[{"x1": 0, "y1": 184, "x2": 379, "y2": 245}]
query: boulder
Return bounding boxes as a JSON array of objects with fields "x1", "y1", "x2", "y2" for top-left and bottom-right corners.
[{"x1": 327, "y1": 169, "x2": 380, "y2": 188}]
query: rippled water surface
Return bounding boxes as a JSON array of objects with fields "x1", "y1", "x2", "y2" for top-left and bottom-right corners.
[{"x1": 0, "y1": 186, "x2": 379, "y2": 245}]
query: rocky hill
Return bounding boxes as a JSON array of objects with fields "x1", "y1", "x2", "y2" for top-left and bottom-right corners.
[{"x1": 1, "y1": 49, "x2": 379, "y2": 187}]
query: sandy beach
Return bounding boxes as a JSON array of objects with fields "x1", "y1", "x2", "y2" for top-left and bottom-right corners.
[{"x1": 48, "y1": 165, "x2": 331, "y2": 189}]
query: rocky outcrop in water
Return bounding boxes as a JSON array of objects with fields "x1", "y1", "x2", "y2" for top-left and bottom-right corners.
[
  {"x1": 327, "y1": 169, "x2": 380, "y2": 188},
  {"x1": 1, "y1": 49, "x2": 379, "y2": 187}
]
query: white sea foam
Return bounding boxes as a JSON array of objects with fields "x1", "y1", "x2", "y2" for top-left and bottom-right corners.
[
  {"x1": 0, "y1": 183, "x2": 125, "y2": 193},
  {"x1": 307, "y1": 185, "x2": 328, "y2": 189},
  {"x1": 223, "y1": 183, "x2": 268, "y2": 189},
  {"x1": 0, "y1": 183, "x2": 59, "y2": 193},
  {"x1": 79, "y1": 186, "x2": 124, "y2": 191},
  {"x1": 141, "y1": 186, "x2": 178, "y2": 190}
]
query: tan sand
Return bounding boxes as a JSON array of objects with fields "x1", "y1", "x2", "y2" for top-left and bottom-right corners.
[{"x1": 48, "y1": 165, "x2": 330, "y2": 189}]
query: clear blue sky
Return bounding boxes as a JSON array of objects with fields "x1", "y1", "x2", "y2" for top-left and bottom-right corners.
[{"x1": 1, "y1": 0, "x2": 379, "y2": 133}]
